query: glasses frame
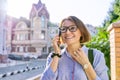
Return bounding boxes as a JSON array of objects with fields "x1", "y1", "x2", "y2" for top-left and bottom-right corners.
[{"x1": 59, "y1": 25, "x2": 78, "y2": 33}]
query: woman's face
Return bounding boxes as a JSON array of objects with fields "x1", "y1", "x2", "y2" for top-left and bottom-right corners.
[{"x1": 61, "y1": 20, "x2": 81, "y2": 45}]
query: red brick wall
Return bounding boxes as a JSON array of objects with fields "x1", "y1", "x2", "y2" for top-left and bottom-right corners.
[{"x1": 107, "y1": 21, "x2": 120, "y2": 80}]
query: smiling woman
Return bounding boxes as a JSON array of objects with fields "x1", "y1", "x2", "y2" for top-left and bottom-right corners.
[{"x1": 40, "y1": 16, "x2": 109, "y2": 80}]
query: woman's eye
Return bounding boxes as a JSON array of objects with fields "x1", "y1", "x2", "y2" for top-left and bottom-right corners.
[
  {"x1": 62, "y1": 28, "x2": 66, "y2": 30},
  {"x1": 70, "y1": 27, "x2": 75, "y2": 30}
]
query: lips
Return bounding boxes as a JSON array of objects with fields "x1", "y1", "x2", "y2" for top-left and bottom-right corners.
[{"x1": 65, "y1": 36, "x2": 74, "y2": 40}]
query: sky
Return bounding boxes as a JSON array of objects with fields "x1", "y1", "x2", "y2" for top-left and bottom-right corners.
[{"x1": 7, "y1": 0, "x2": 114, "y2": 26}]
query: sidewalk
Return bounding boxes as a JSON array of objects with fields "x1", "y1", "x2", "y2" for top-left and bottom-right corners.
[
  {"x1": 0, "y1": 60, "x2": 28, "y2": 68},
  {"x1": 0, "y1": 59, "x2": 46, "y2": 80}
]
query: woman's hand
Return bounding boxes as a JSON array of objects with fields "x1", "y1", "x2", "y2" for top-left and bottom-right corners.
[
  {"x1": 50, "y1": 35, "x2": 62, "y2": 72},
  {"x1": 52, "y1": 35, "x2": 61, "y2": 53},
  {"x1": 71, "y1": 48, "x2": 90, "y2": 66},
  {"x1": 71, "y1": 48, "x2": 97, "y2": 80}
]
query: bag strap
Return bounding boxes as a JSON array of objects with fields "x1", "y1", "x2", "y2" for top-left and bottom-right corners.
[{"x1": 88, "y1": 48, "x2": 94, "y2": 65}]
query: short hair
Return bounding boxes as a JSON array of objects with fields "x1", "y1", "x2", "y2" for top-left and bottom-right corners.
[{"x1": 60, "y1": 16, "x2": 91, "y2": 43}]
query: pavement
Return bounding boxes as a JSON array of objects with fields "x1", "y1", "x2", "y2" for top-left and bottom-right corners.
[
  {"x1": 0, "y1": 59, "x2": 46, "y2": 80},
  {"x1": 0, "y1": 60, "x2": 26, "y2": 68}
]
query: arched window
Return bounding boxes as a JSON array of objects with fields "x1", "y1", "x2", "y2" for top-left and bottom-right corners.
[
  {"x1": 41, "y1": 15, "x2": 45, "y2": 27},
  {"x1": 17, "y1": 22, "x2": 27, "y2": 29}
]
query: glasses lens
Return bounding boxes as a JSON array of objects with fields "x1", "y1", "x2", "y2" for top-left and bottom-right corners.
[
  {"x1": 59, "y1": 26, "x2": 77, "y2": 33},
  {"x1": 69, "y1": 26, "x2": 77, "y2": 32},
  {"x1": 59, "y1": 27, "x2": 66, "y2": 33}
]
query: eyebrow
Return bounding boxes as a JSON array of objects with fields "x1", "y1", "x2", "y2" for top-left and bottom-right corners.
[{"x1": 61, "y1": 25, "x2": 76, "y2": 27}]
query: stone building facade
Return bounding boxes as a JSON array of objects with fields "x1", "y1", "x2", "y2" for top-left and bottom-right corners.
[{"x1": 5, "y1": 0, "x2": 58, "y2": 58}]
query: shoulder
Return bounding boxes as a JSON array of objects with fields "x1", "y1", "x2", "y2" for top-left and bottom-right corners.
[
  {"x1": 91, "y1": 48, "x2": 106, "y2": 66},
  {"x1": 91, "y1": 48, "x2": 108, "y2": 72},
  {"x1": 82, "y1": 45, "x2": 104, "y2": 56},
  {"x1": 84, "y1": 45, "x2": 105, "y2": 61},
  {"x1": 92, "y1": 48, "x2": 104, "y2": 57}
]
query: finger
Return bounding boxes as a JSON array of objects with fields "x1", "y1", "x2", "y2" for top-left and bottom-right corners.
[
  {"x1": 75, "y1": 49, "x2": 84, "y2": 60},
  {"x1": 74, "y1": 51, "x2": 77, "y2": 56},
  {"x1": 72, "y1": 52, "x2": 78, "y2": 60},
  {"x1": 78, "y1": 48, "x2": 84, "y2": 53}
]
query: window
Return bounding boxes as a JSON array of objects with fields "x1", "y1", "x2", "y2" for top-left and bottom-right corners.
[
  {"x1": 40, "y1": 30, "x2": 45, "y2": 39},
  {"x1": 17, "y1": 34, "x2": 27, "y2": 40},
  {"x1": 18, "y1": 24, "x2": 25, "y2": 29},
  {"x1": 19, "y1": 46, "x2": 23, "y2": 52},
  {"x1": 41, "y1": 15, "x2": 45, "y2": 27}
]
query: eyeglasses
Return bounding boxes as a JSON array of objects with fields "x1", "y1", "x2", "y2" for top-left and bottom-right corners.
[{"x1": 59, "y1": 26, "x2": 78, "y2": 33}]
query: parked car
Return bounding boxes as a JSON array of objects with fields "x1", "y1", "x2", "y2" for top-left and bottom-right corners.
[
  {"x1": 8, "y1": 54, "x2": 30, "y2": 61},
  {"x1": 8, "y1": 54, "x2": 22, "y2": 60},
  {"x1": 23, "y1": 53, "x2": 38, "y2": 59}
]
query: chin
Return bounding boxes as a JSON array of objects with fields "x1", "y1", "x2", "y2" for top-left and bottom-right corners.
[{"x1": 66, "y1": 42, "x2": 74, "y2": 45}]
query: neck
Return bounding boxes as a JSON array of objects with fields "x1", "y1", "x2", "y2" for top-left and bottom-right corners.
[{"x1": 67, "y1": 43, "x2": 81, "y2": 54}]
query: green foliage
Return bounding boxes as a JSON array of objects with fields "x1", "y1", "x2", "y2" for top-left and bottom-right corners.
[
  {"x1": 100, "y1": 0, "x2": 120, "y2": 69},
  {"x1": 99, "y1": 0, "x2": 120, "y2": 69},
  {"x1": 102, "y1": 0, "x2": 120, "y2": 28},
  {"x1": 95, "y1": 0, "x2": 120, "y2": 78},
  {"x1": 48, "y1": 21, "x2": 58, "y2": 27},
  {"x1": 86, "y1": 27, "x2": 110, "y2": 69}
]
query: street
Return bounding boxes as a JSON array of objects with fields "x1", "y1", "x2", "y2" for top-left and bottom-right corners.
[{"x1": 0, "y1": 59, "x2": 46, "y2": 80}]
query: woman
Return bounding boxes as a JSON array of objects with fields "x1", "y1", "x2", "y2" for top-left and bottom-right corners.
[{"x1": 41, "y1": 16, "x2": 109, "y2": 80}]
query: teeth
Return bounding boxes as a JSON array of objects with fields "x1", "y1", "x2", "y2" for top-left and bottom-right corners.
[{"x1": 65, "y1": 36, "x2": 73, "y2": 39}]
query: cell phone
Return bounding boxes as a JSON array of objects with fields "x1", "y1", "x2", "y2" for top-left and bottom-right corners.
[
  {"x1": 58, "y1": 31, "x2": 61, "y2": 47},
  {"x1": 58, "y1": 30, "x2": 61, "y2": 37}
]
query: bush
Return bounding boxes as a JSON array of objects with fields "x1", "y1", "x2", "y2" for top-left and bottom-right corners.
[{"x1": 86, "y1": 27, "x2": 110, "y2": 69}]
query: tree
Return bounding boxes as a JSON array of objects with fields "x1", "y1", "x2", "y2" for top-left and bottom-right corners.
[
  {"x1": 102, "y1": 0, "x2": 120, "y2": 28},
  {"x1": 86, "y1": 27, "x2": 110, "y2": 68}
]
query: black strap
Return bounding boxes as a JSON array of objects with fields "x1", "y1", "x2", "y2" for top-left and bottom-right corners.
[
  {"x1": 88, "y1": 48, "x2": 94, "y2": 65},
  {"x1": 51, "y1": 53, "x2": 62, "y2": 58}
]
